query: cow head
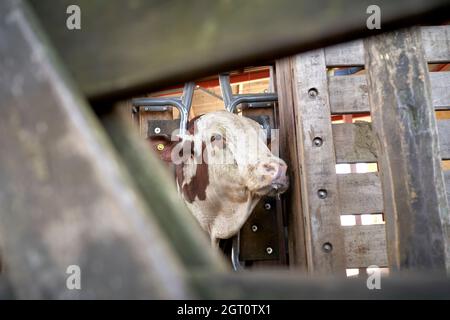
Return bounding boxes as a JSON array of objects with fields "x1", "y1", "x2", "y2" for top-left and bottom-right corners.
[{"x1": 149, "y1": 111, "x2": 289, "y2": 246}]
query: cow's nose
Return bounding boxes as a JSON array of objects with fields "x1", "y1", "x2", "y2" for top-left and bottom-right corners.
[{"x1": 260, "y1": 161, "x2": 288, "y2": 182}]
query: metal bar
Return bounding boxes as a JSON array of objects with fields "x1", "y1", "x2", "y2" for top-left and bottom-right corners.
[
  {"x1": 28, "y1": 0, "x2": 450, "y2": 103},
  {"x1": 219, "y1": 73, "x2": 278, "y2": 113},
  {"x1": 132, "y1": 82, "x2": 195, "y2": 136}
]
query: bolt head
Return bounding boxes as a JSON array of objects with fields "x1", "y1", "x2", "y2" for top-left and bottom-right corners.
[
  {"x1": 154, "y1": 127, "x2": 161, "y2": 134},
  {"x1": 264, "y1": 203, "x2": 271, "y2": 210},
  {"x1": 318, "y1": 189, "x2": 328, "y2": 199},
  {"x1": 313, "y1": 137, "x2": 323, "y2": 147},
  {"x1": 266, "y1": 247, "x2": 273, "y2": 255},
  {"x1": 251, "y1": 225, "x2": 258, "y2": 232},
  {"x1": 308, "y1": 88, "x2": 319, "y2": 98},
  {"x1": 322, "y1": 242, "x2": 333, "y2": 253}
]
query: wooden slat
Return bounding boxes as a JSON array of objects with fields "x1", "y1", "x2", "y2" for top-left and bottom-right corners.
[
  {"x1": 343, "y1": 225, "x2": 388, "y2": 268},
  {"x1": 275, "y1": 58, "x2": 308, "y2": 270},
  {"x1": 0, "y1": 0, "x2": 193, "y2": 299},
  {"x1": 28, "y1": 0, "x2": 450, "y2": 101},
  {"x1": 445, "y1": 170, "x2": 450, "y2": 205},
  {"x1": 421, "y1": 26, "x2": 450, "y2": 63},
  {"x1": 329, "y1": 72, "x2": 450, "y2": 114},
  {"x1": 333, "y1": 122, "x2": 377, "y2": 163},
  {"x1": 333, "y1": 120, "x2": 449, "y2": 162},
  {"x1": 438, "y1": 120, "x2": 450, "y2": 160},
  {"x1": 364, "y1": 27, "x2": 449, "y2": 272},
  {"x1": 292, "y1": 50, "x2": 346, "y2": 274},
  {"x1": 337, "y1": 173, "x2": 383, "y2": 215},
  {"x1": 325, "y1": 26, "x2": 450, "y2": 67}
]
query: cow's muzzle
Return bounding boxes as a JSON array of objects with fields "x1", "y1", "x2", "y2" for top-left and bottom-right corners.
[{"x1": 255, "y1": 160, "x2": 289, "y2": 196}]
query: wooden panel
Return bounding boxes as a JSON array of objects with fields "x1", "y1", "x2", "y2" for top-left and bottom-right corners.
[
  {"x1": 29, "y1": 0, "x2": 450, "y2": 101},
  {"x1": 0, "y1": 0, "x2": 193, "y2": 298},
  {"x1": 337, "y1": 173, "x2": 383, "y2": 215},
  {"x1": 325, "y1": 26, "x2": 450, "y2": 67},
  {"x1": 332, "y1": 120, "x2": 449, "y2": 162},
  {"x1": 343, "y1": 225, "x2": 388, "y2": 268},
  {"x1": 275, "y1": 58, "x2": 308, "y2": 270},
  {"x1": 445, "y1": 170, "x2": 450, "y2": 205},
  {"x1": 292, "y1": 50, "x2": 346, "y2": 274},
  {"x1": 364, "y1": 27, "x2": 449, "y2": 272},
  {"x1": 421, "y1": 26, "x2": 450, "y2": 63},
  {"x1": 333, "y1": 122, "x2": 377, "y2": 163},
  {"x1": 329, "y1": 71, "x2": 450, "y2": 114},
  {"x1": 438, "y1": 119, "x2": 450, "y2": 160}
]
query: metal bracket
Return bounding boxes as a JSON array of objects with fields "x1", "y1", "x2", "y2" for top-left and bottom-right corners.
[
  {"x1": 219, "y1": 73, "x2": 278, "y2": 113},
  {"x1": 132, "y1": 82, "x2": 195, "y2": 136}
]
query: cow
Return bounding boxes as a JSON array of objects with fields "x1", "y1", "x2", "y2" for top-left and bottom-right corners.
[{"x1": 149, "y1": 111, "x2": 289, "y2": 248}]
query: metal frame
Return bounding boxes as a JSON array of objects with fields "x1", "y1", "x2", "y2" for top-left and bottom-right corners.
[
  {"x1": 219, "y1": 73, "x2": 278, "y2": 113},
  {"x1": 132, "y1": 82, "x2": 195, "y2": 136}
]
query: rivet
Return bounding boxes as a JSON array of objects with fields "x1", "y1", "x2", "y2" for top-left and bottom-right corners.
[
  {"x1": 318, "y1": 189, "x2": 328, "y2": 199},
  {"x1": 308, "y1": 88, "x2": 319, "y2": 98},
  {"x1": 154, "y1": 127, "x2": 161, "y2": 134},
  {"x1": 251, "y1": 225, "x2": 258, "y2": 232},
  {"x1": 157, "y1": 143, "x2": 165, "y2": 151},
  {"x1": 264, "y1": 203, "x2": 271, "y2": 210},
  {"x1": 266, "y1": 247, "x2": 273, "y2": 255},
  {"x1": 322, "y1": 242, "x2": 333, "y2": 253},
  {"x1": 313, "y1": 137, "x2": 323, "y2": 147}
]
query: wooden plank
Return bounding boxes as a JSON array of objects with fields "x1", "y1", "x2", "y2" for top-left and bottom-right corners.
[
  {"x1": 333, "y1": 121, "x2": 449, "y2": 162},
  {"x1": 292, "y1": 50, "x2": 346, "y2": 274},
  {"x1": 421, "y1": 26, "x2": 450, "y2": 63},
  {"x1": 28, "y1": 0, "x2": 450, "y2": 101},
  {"x1": 337, "y1": 173, "x2": 383, "y2": 215},
  {"x1": 325, "y1": 26, "x2": 450, "y2": 67},
  {"x1": 439, "y1": 120, "x2": 450, "y2": 160},
  {"x1": 275, "y1": 58, "x2": 308, "y2": 270},
  {"x1": 364, "y1": 27, "x2": 449, "y2": 272},
  {"x1": 343, "y1": 225, "x2": 388, "y2": 268},
  {"x1": 333, "y1": 122, "x2": 377, "y2": 163},
  {"x1": 192, "y1": 271, "x2": 450, "y2": 299},
  {"x1": 0, "y1": 0, "x2": 193, "y2": 299},
  {"x1": 329, "y1": 71, "x2": 450, "y2": 114},
  {"x1": 445, "y1": 171, "x2": 450, "y2": 206}
]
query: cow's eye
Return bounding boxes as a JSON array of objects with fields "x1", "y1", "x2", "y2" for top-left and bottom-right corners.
[{"x1": 211, "y1": 134, "x2": 222, "y2": 142}]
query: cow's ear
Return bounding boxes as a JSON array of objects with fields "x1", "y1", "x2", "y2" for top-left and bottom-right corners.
[{"x1": 147, "y1": 136, "x2": 177, "y2": 162}]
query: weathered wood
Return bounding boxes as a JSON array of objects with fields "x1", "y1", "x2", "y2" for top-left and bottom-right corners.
[
  {"x1": 329, "y1": 72, "x2": 450, "y2": 114},
  {"x1": 28, "y1": 0, "x2": 450, "y2": 101},
  {"x1": 364, "y1": 27, "x2": 449, "y2": 272},
  {"x1": 292, "y1": 50, "x2": 346, "y2": 274},
  {"x1": 445, "y1": 170, "x2": 450, "y2": 205},
  {"x1": 0, "y1": 0, "x2": 193, "y2": 299},
  {"x1": 337, "y1": 173, "x2": 383, "y2": 215},
  {"x1": 343, "y1": 225, "x2": 388, "y2": 268},
  {"x1": 275, "y1": 58, "x2": 308, "y2": 270},
  {"x1": 192, "y1": 271, "x2": 450, "y2": 299},
  {"x1": 333, "y1": 120, "x2": 450, "y2": 162},
  {"x1": 421, "y1": 26, "x2": 450, "y2": 63},
  {"x1": 333, "y1": 122, "x2": 378, "y2": 163},
  {"x1": 325, "y1": 26, "x2": 450, "y2": 67},
  {"x1": 438, "y1": 119, "x2": 450, "y2": 160}
]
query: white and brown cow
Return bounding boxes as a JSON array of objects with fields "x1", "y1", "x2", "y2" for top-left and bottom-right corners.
[{"x1": 150, "y1": 111, "x2": 288, "y2": 247}]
